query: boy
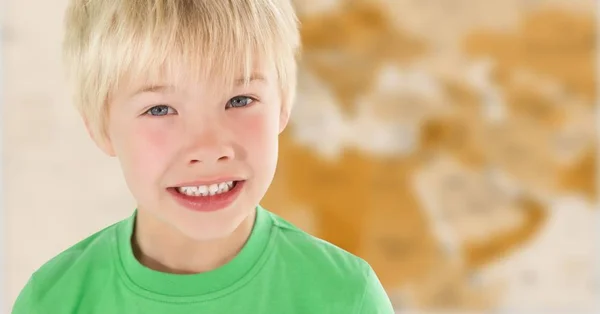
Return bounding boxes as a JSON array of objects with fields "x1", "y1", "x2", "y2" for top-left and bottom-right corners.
[{"x1": 13, "y1": 0, "x2": 394, "y2": 313}]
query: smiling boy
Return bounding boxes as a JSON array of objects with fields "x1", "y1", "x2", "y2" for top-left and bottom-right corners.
[{"x1": 12, "y1": 1, "x2": 394, "y2": 313}]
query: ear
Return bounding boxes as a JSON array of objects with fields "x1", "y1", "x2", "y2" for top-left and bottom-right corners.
[
  {"x1": 278, "y1": 102, "x2": 291, "y2": 134},
  {"x1": 84, "y1": 118, "x2": 116, "y2": 157}
]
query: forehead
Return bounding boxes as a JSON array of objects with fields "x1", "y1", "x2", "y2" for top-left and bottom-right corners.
[{"x1": 115, "y1": 56, "x2": 277, "y2": 99}]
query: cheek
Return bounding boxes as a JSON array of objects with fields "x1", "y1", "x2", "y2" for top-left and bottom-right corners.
[
  {"x1": 113, "y1": 120, "x2": 174, "y2": 182},
  {"x1": 230, "y1": 108, "x2": 280, "y2": 162},
  {"x1": 137, "y1": 122, "x2": 174, "y2": 151}
]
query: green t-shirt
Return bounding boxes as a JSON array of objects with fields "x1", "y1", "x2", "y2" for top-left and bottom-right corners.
[{"x1": 13, "y1": 206, "x2": 394, "y2": 313}]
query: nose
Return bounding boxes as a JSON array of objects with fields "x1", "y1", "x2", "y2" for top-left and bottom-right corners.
[{"x1": 184, "y1": 124, "x2": 235, "y2": 166}]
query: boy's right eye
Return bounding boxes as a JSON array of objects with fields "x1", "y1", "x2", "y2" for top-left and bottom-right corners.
[{"x1": 145, "y1": 105, "x2": 176, "y2": 116}]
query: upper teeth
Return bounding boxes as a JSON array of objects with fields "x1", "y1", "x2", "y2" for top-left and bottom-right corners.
[{"x1": 177, "y1": 181, "x2": 235, "y2": 196}]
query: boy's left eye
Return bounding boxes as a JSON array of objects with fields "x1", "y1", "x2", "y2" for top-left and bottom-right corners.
[{"x1": 226, "y1": 96, "x2": 254, "y2": 109}]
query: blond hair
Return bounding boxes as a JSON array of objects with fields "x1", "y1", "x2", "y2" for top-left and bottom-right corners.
[{"x1": 63, "y1": 0, "x2": 301, "y2": 140}]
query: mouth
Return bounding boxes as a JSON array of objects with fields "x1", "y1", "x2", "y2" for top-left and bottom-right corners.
[
  {"x1": 166, "y1": 179, "x2": 246, "y2": 212},
  {"x1": 173, "y1": 180, "x2": 241, "y2": 197}
]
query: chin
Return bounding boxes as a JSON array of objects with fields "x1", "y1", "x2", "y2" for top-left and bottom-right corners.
[
  {"x1": 181, "y1": 225, "x2": 237, "y2": 241},
  {"x1": 174, "y1": 207, "x2": 254, "y2": 241}
]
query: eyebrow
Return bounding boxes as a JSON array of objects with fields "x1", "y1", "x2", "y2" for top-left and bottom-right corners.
[
  {"x1": 235, "y1": 73, "x2": 266, "y2": 85},
  {"x1": 136, "y1": 85, "x2": 174, "y2": 94},
  {"x1": 132, "y1": 73, "x2": 267, "y2": 97}
]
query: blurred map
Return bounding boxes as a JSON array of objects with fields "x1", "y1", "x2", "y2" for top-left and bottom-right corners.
[{"x1": 262, "y1": 0, "x2": 598, "y2": 312}]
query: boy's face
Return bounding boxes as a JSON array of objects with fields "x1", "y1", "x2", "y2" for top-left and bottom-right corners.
[{"x1": 97, "y1": 65, "x2": 289, "y2": 240}]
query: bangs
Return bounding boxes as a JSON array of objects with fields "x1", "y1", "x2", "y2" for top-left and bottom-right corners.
[
  {"x1": 64, "y1": 0, "x2": 300, "y2": 137},
  {"x1": 102, "y1": 1, "x2": 292, "y2": 94}
]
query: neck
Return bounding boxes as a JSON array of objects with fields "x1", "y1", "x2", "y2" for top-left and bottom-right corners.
[{"x1": 131, "y1": 210, "x2": 256, "y2": 274}]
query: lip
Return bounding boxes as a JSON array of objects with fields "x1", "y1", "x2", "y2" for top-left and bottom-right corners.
[
  {"x1": 167, "y1": 180, "x2": 246, "y2": 213},
  {"x1": 172, "y1": 177, "x2": 245, "y2": 187}
]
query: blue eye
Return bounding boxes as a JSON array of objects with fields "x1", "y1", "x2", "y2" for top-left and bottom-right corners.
[
  {"x1": 146, "y1": 105, "x2": 175, "y2": 116},
  {"x1": 226, "y1": 96, "x2": 254, "y2": 109}
]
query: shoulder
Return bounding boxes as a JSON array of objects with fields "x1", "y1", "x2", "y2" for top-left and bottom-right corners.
[
  {"x1": 12, "y1": 219, "x2": 125, "y2": 313},
  {"x1": 266, "y1": 210, "x2": 394, "y2": 313},
  {"x1": 32, "y1": 219, "x2": 121, "y2": 284},
  {"x1": 268, "y1": 210, "x2": 367, "y2": 273}
]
